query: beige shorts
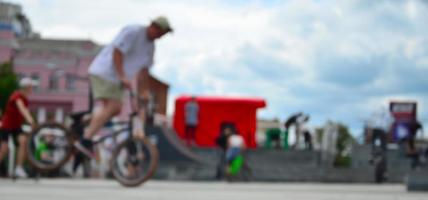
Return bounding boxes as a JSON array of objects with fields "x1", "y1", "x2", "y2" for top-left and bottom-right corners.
[{"x1": 90, "y1": 75, "x2": 124, "y2": 101}]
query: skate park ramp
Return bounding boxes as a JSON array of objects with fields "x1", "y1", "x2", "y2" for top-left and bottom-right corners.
[{"x1": 145, "y1": 125, "x2": 217, "y2": 166}]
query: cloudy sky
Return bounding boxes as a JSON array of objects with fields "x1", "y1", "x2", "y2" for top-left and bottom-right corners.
[{"x1": 9, "y1": 0, "x2": 428, "y2": 138}]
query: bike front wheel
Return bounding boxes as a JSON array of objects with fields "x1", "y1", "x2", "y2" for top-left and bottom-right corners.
[{"x1": 110, "y1": 137, "x2": 159, "y2": 187}]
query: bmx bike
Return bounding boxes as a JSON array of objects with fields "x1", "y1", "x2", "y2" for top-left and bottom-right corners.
[{"x1": 26, "y1": 91, "x2": 159, "y2": 187}]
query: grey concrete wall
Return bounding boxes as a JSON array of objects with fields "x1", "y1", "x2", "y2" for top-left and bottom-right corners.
[{"x1": 152, "y1": 145, "x2": 423, "y2": 183}]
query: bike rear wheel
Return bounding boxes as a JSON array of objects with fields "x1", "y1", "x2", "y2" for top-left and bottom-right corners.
[
  {"x1": 110, "y1": 137, "x2": 158, "y2": 187},
  {"x1": 26, "y1": 123, "x2": 74, "y2": 172}
]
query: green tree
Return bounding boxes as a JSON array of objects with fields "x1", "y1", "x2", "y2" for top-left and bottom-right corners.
[
  {"x1": 334, "y1": 123, "x2": 357, "y2": 167},
  {"x1": 0, "y1": 62, "x2": 18, "y2": 113}
]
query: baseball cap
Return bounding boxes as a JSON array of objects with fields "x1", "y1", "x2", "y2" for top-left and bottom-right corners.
[
  {"x1": 20, "y1": 77, "x2": 39, "y2": 87},
  {"x1": 152, "y1": 16, "x2": 173, "y2": 33}
]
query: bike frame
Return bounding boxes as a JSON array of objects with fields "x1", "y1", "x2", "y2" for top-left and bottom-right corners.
[{"x1": 75, "y1": 90, "x2": 143, "y2": 158}]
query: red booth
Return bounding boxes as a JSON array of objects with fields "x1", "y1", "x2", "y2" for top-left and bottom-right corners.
[{"x1": 173, "y1": 96, "x2": 266, "y2": 148}]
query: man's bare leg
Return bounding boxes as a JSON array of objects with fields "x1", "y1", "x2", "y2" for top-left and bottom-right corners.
[
  {"x1": 0, "y1": 141, "x2": 8, "y2": 165},
  {"x1": 84, "y1": 99, "x2": 122, "y2": 139},
  {"x1": 14, "y1": 134, "x2": 28, "y2": 178},
  {"x1": 16, "y1": 134, "x2": 27, "y2": 167},
  {"x1": 75, "y1": 99, "x2": 121, "y2": 158}
]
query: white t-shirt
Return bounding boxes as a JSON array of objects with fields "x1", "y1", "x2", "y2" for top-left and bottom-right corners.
[
  {"x1": 88, "y1": 25, "x2": 155, "y2": 83},
  {"x1": 229, "y1": 135, "x2": 244, "y2": 148},
  {"x1": 368, "y1": 107, "x2": 394, "y2": 132}
]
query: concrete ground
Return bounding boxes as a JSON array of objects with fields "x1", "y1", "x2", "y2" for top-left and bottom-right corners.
[{"x1": 0, "y1": 179, "x2": 426, "y2": 200}]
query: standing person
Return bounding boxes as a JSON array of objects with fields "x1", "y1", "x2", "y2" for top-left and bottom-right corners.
[
  {"x1": 367, "y1": 106, "x2": 394, "y2": 154},
  {"x1": 0, "y1": 77, "x2": 38, "y2": 178},
  {"x1": 184, "y1": 97, "x2": 199, "y2": 146},
  {"x1": 74, "y1": 16, "x2": 173, "y2": 157},
  {"x1": 303, "y1": 130, "x2": 313, "y2": 151},
  {"x1": 295, "y1": 114, "x2": 310, "y2": 149},
  {"x1": 405, "y1": 120, "x2": 424, "y2": 169},
  {"x1": 215, "y1": 122, "x2": 234, "y2": 179},
  {"x1": 284, "y1": 112, "x2": 310, "y2": 149},
  {"x1": 225, "y1": 129, "x2": 245, "y2": 175},
  {"x1": 284, "y1": 112, "x2": 303, "y2": 132},
  {"x1": 284, "y1": 112, "x2": 303, "y2": 149},
  {"x1": 298, "y1": 115, "x2": 312, "y2": 150},
  {"x1": 367, "y1": 106, "x2": 394, "y2": 181},
  {"x1": 226, "y1": 132, "x2": 245, "y2": 162},
  {"x1": 407, "y1": 120, "x2": 423, "y2": 154}
]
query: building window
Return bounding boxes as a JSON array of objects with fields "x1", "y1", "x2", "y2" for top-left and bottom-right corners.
[
  {"x1": 66, "y1": 74, "x2": 75, "y2": 91},
  {"x1": 49, "y1": 73, "x2": 59, "y2": 91},
  {"x1": 31, "y1": 73, "x2": 40, "y2": 91}
]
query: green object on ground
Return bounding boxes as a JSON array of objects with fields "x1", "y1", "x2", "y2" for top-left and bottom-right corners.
[
  {"x1": 228, "y1": 155, "x2": 244, "y2": 175},
  {"x1": 35, "y1": 141, "x2": 48, "y2": 161}
]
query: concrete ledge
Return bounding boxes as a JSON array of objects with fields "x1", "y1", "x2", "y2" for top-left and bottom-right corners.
[{"x1": 406, "y1": 171, "x2": 428, "y2": 192}]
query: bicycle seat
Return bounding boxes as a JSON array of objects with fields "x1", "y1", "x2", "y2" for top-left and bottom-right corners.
[{"x1": 69, "y1": 111, "x2": 91, "y2": 122}]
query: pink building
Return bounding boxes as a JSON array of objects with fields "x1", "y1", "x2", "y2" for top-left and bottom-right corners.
[
  {"x1": 1, "y1": 29, "x2": 101, "y2": 122},
  {"x1": 15, "y1": 38, "x2": 101, "y2": 122},
  {"x1": 0, "y1": 29, "x2": 18, "y2": 63}
]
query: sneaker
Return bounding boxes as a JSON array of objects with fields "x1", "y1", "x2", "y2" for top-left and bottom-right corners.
[
  {"x1": 74, "y1": 139, "x2": 94, "y2": 158},
  {"x1": 14, "y1": 166, "x2": 28, "y2": 178}
]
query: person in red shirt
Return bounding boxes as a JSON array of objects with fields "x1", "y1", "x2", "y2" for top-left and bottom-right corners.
[{"x1": 0, "y1": 77, "x2": 37, "y2": 178}]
